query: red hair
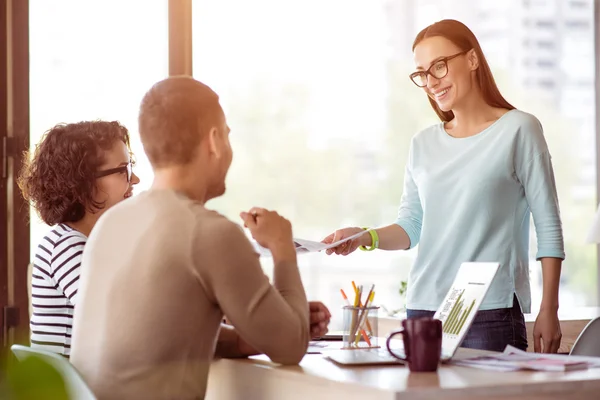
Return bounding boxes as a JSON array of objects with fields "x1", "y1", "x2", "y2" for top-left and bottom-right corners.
[{"x1": 412, "y1": 19, "x2": 515, "y2": 122}]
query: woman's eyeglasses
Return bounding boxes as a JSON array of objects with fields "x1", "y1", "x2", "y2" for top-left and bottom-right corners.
[
  {"x1": 409, "y1": 50, "x2": 469, "y2": 88},
  {"x1": 96, "y1": 162, "x2": 133, "y2": 183}
]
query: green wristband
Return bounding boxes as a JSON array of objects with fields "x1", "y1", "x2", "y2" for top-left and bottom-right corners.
[{"x1": 359, "y1": 228, "x2": 379, "y2": 251}]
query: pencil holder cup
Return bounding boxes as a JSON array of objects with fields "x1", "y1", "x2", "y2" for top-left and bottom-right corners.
[{"x1": 342, "y1": 305, "x2": 379, "y2": 349}]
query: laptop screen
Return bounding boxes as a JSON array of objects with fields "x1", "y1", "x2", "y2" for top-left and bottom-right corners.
[{"x1": 433, "y1": 262, "x2": 500, "y2": 357}]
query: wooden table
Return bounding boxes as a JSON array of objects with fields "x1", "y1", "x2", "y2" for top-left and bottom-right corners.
[
  {"x1": 379, "y1": 307, "x2": 600, "y2": 353},
  {"x1": 206, "y1": 348, "x2": 600, "y2": 400}
]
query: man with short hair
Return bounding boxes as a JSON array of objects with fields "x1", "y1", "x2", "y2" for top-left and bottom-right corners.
[{"x1": 71, "y1": 77, "x2": 328, "y2": 399}]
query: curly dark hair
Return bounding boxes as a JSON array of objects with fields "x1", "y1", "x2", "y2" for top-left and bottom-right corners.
[{"x1": 18, "y1": 121, "x2": 132, "y2": 225}]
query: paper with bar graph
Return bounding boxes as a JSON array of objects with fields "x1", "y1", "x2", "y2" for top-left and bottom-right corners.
[{"x1": 433, "y1": 262, "x2": 500, "y2": 354}]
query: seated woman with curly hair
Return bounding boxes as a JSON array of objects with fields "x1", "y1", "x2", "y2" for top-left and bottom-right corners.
[{"x1": 18, "y1": 120, "x2": 140, "y2": 357}]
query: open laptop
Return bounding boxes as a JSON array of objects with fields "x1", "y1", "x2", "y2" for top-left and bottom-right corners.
[{"x1": 326, "y1": 262, "x2": 500, "y2": 366}]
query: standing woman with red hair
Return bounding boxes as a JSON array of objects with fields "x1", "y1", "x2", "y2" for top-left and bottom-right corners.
[
  {"x1": 324, "y1": 20, "x2": 564, "y2": 353},
  {"x1": 18, "y1": 121, "x2": 140, "y2": 357}
]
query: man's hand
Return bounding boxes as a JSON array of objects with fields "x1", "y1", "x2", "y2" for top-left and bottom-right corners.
[
  {"x1": 240, "y1": 207, "x2": 293, "y2": 250},
  {"x1": 221, "y1": 301, "x2": 332, "y2": 357},
  {"x1": 237, "y1": 334, "x2": 259, "y2": 357},
  {"x1": 533, "y1": 309, "x2": 562, "y2": 353},
  {"x1": 309, "y1": 301, "x2": 331, "y2": 338}
]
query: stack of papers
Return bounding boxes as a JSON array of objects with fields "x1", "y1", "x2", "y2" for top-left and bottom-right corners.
[
  {"x1": 253, "y1": 230, "x2": 367, "y2": 257},
  {"x1": 453, "y1": 345, "x2": 600, "y2": 372}
]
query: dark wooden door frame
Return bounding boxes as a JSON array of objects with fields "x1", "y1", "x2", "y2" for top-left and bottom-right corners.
[
  {"x1": 0, "y1": 0, "x2": 8, "y2": 351},
  {"x1": 1, "y1": 0, "x2": 30, "y2": 349}
]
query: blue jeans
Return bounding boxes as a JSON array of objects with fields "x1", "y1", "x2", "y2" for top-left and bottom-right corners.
[{"x1": 407, "y1": 294, "x2": 528, "y2": 352}]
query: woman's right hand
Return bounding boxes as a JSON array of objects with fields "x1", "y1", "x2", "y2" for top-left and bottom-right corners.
[{"x1": 321, "y1": 227, "x2": 370, "y2": 256}]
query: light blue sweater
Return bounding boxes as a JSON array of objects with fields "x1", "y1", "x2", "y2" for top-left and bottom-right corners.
[{"x1": 396, "y1": 110, "x2": 565, "y2": 313}]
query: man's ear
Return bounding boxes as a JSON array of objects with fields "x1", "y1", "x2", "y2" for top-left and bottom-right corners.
[
  {"x1": 468, "y1": 49, "x2": 479, "y2": 71},
  {"x1": 207, "y1": 127, "x2": 221, "y2": 159}
]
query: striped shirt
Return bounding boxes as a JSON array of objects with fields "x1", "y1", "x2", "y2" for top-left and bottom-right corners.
[{"x1": 31, "y1": 224, "x2": 87, "y2": 357}]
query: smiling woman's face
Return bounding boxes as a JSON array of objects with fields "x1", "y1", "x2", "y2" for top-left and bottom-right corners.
[
  {"x1": 412, "y1": 36, "x2": 476, "y2": 112},
  {"x1": 93, "y1": 140, "x2": 140, "y2": 216}
]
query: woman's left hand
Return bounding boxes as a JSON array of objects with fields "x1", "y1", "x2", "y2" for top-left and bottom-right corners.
[{"x1": 533, "y1": 309, "x2": 562, "y2": 353}]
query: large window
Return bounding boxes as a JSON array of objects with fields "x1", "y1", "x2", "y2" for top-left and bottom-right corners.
[
  {"x1": 193, "y1": 0, "x2": 597, "y2": 328},
  {"x1": 26, "y1": 0, "x2": 598, "y2": 332},
  {"x1": 29, "y1": 0, "x2": 168, "y2": 254}
]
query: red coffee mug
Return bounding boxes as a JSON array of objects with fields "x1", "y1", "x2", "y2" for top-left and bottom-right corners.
[{"x1": 385, "y1": 317, "x2": 442, "y2": 372}]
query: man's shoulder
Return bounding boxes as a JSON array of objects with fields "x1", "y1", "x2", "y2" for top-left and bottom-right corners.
[
  {"x1": 100, "y1": 189, "x2": 202, "y2": 222},
  {"x1": 93, "y1": 190, "x2": 246, "y2": 242},
  {"x1": 195, "y1": 209, "x2": 246, "y2": 239}
]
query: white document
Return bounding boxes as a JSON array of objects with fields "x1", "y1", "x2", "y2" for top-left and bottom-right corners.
[
  {"x1": 252, "y1": 230, "x2": 368, "y2": 257},
  {"x1": 503, "y1": 345, "x2": 600, "y2": 367},
  {"x1": 452, "y1": 345, "x2": 600, "y2": 371}
]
